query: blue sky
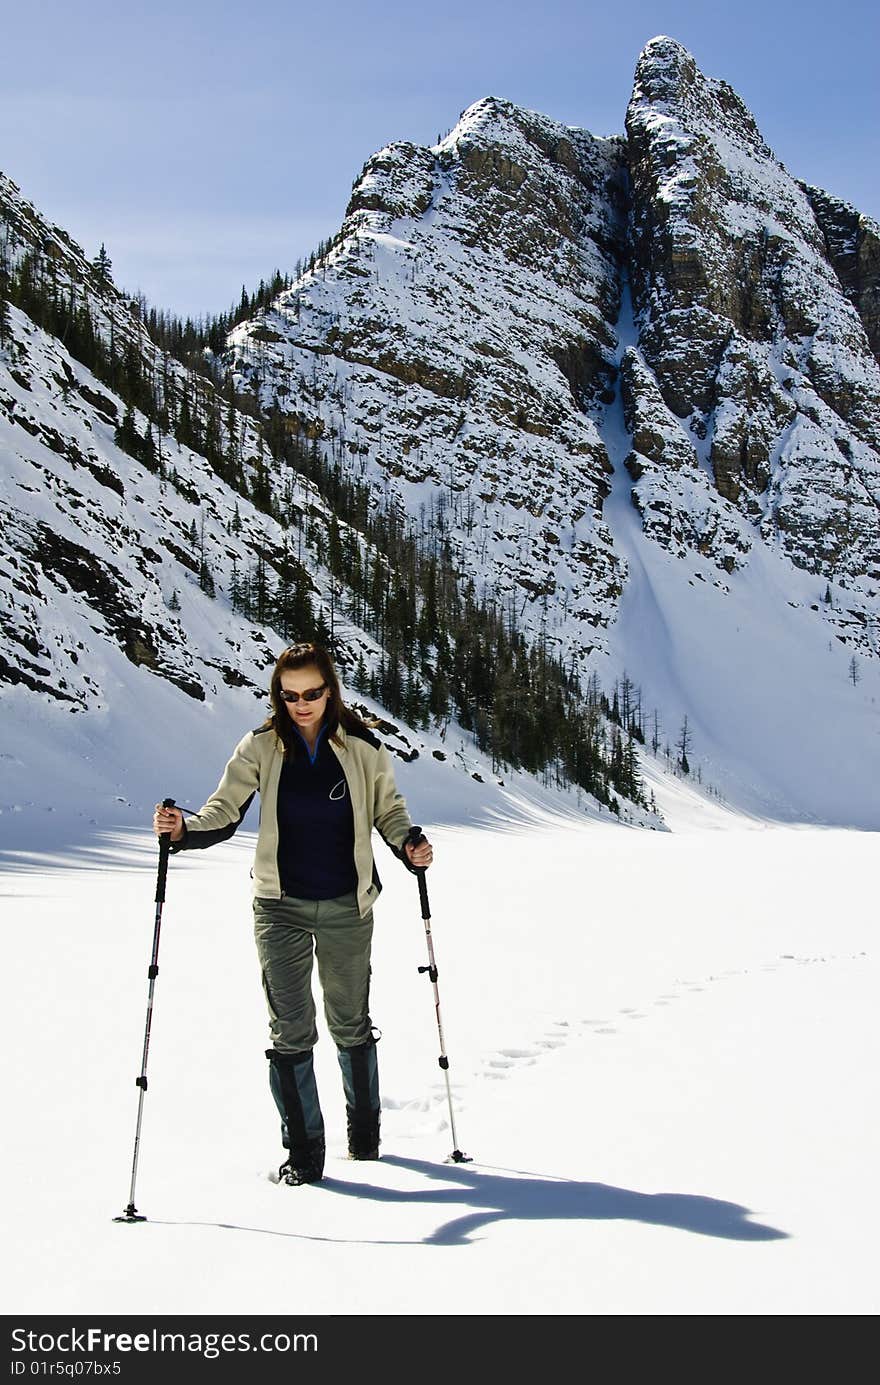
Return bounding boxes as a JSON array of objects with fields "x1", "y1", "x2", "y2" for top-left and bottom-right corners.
[{"x1": 3, "y1": 0, "x2": 877, "y2": 317}]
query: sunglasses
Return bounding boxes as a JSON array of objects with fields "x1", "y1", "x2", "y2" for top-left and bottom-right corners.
[{"x1": 279, "y1": 683, "x2": 328, "y2": 704}]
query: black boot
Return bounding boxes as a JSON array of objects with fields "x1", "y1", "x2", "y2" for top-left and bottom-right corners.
[
  {"x1": 346, "y1": 1107, "x2": 380, "y2": 1161},
  {"x1": 278, "y1": 1137, "x2": 325, "y2": 1186},
  {"x1": 336, "y1": 1033, "x2": 381, "y2": 1161},
  {"x1": 266, "y1": 1049, "x2": 326, "y2": 1186}
]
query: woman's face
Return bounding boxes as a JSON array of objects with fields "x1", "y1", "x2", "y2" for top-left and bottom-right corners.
[{"x1": 279, "y1": 664, "x2": 331, "y2": 734}]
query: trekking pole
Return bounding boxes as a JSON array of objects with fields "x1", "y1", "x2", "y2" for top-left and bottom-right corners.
[
  {"x1": 114, "y1": 797, "x2": 177, "y2": 1223},
  {"x1": 409, "y1": 826, "x2": 471, "y2": 1164}
]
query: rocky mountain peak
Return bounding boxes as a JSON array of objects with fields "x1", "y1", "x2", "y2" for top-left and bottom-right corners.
[
  {"x1": 623, "y1": 39, "x2": 880, "y2": 590},
  {"x1": 632, "y1": 36, "x2": 769, "y2": 156},
  {"x1": 441, "y1": 94, "x2": 610, "y2": 177}
]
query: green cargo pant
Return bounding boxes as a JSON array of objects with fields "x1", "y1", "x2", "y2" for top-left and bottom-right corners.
[{"x1": 253, "y1": 891, "x2": 374, "y2": 1052}]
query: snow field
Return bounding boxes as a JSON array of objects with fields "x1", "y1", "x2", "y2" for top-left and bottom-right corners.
[{"x1": 2, "y1": 812, "x2": 876, "y2": 1315}]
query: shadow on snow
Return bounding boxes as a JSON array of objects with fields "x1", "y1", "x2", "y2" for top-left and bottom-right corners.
[{"x1": 150, "y1": 1154, "x2": 788, "y2": 1247}]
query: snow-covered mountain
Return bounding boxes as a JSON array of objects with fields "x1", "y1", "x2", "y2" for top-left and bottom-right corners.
[
  {"x1": 228, "y1": 100, "x2": 629, "y2": 646},
  {"x1": 229, "y1": 38, "x2": 880, "y2": 646},
  {"x1": 0, "y1": 170, "x2": 658, "y2": 848},
  {"x1": 2, "y1": 35, "x2": 879, "y2": 839}
]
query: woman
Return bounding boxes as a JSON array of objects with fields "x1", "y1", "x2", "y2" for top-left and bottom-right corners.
[{"x1": 153, "y1": 641, "x2": 433, "y2": 1186}]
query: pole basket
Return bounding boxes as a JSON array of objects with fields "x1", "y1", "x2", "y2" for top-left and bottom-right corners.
[{"x1": 113, "y1": 1204, "x2": 147, "y2": 1223}]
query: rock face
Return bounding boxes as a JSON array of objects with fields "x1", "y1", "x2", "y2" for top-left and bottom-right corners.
[
  {"x1": 620, "y1": 346, "x2": 753, "y2": 573},
  {"x1": 229, "y1": 98, "x2": 631, "y2": 651},
  {"x1": 803, "y1": 183, "x2": 880, "y2": 363},
  {"x1": 624, "y1": 36, "x2": 880, "y2": 587}
]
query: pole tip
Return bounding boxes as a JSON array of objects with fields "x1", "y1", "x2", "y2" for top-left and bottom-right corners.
[{"x1": 113, "y1": 1204, "x2": 147, "y2": 1223}]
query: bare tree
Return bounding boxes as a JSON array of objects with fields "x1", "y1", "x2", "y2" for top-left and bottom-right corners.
[{"x1": 676, "y1": 715, "x2": 692, "y2": 775}]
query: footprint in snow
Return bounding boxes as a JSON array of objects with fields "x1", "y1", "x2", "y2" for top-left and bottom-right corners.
[{"x1": 382, "y1": 1095, "x2": 430, "y2": 1112}]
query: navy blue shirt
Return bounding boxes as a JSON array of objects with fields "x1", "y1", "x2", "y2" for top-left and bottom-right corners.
[{"x1": 276, "y1": 721, "x2": 359, "y2": 900}]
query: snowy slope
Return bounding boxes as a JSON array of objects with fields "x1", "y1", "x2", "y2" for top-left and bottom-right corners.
[
  {"x1": 603, "y1": 277, "x2": 880, "y2": 829},
  {"x1": 0, "y1": 296, "x2": 449, "y2": 846}
]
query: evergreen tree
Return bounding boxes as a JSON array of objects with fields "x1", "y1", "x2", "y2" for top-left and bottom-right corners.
[
  {"x1": 177, "y1": 389, "x2": 197, "y2": 452},
  {"x1": 0, "y1": 267, "x2": 11, "y2": 348},
  {"x1": 92, "y1": 243, "x2": 113, "y2": 287},
  {"x1": 352, "y1": 653, "x2": 369, "y2": 694},
  {"x1": 142, "y1": 423, "x2": 158, "y2": 473},
  {"x1": 251, "y1": 438, "x2": 273, "y2": 514},
  {"x1": 198, "y1": 512, "x2": 215, "y2": 597},
  {"x1": 114, "y1": 403, "x2": 141, "y2": 459},
  {"x1": 273, "y1": 538, "x2": 316, "y2": 640},
  {"x1": 313, "y1": 608, "x2": 332, "y2": 649},
  {"x1": 230, "y1": 557, "x2": 242, "y2": 613}
]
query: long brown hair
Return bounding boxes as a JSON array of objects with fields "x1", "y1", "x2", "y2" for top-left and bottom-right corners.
[{"x1": 264, "y1": 643, "x2": 373, "y2": 756}]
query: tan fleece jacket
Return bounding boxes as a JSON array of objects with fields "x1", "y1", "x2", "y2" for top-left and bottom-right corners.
[{"x1": 171, "y1": 719, "x2": 415, "y2": 918}]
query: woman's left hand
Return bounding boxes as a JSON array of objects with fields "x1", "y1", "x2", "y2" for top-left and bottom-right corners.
[{"x1": 405, "y1": 836, "x2": 434, "y2": 869}]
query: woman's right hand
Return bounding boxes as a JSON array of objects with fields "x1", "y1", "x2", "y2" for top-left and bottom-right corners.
[{"x1": 153, "y1": 803, "x2": 184, "y2": 842}]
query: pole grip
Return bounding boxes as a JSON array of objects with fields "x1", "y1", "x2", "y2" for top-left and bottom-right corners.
[
  {"x1": 155, "y1": 797, "x2": 176, "y2": 904},
  {"x1": 408, "y1": 825, "x2": 431, "y2": 917},
  {"x1": 416, "y1": 868, "x2": 430, "y2": 918}
]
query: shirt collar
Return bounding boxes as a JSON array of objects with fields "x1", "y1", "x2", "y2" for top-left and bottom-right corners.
[{"x1": 293, "y1": 719, "x2": 327, "y2": 766}]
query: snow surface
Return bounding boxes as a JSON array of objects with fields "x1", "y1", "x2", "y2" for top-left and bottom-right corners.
[{"x1": 2, "y1": 767, "x2": 877, "y2": 1316}]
